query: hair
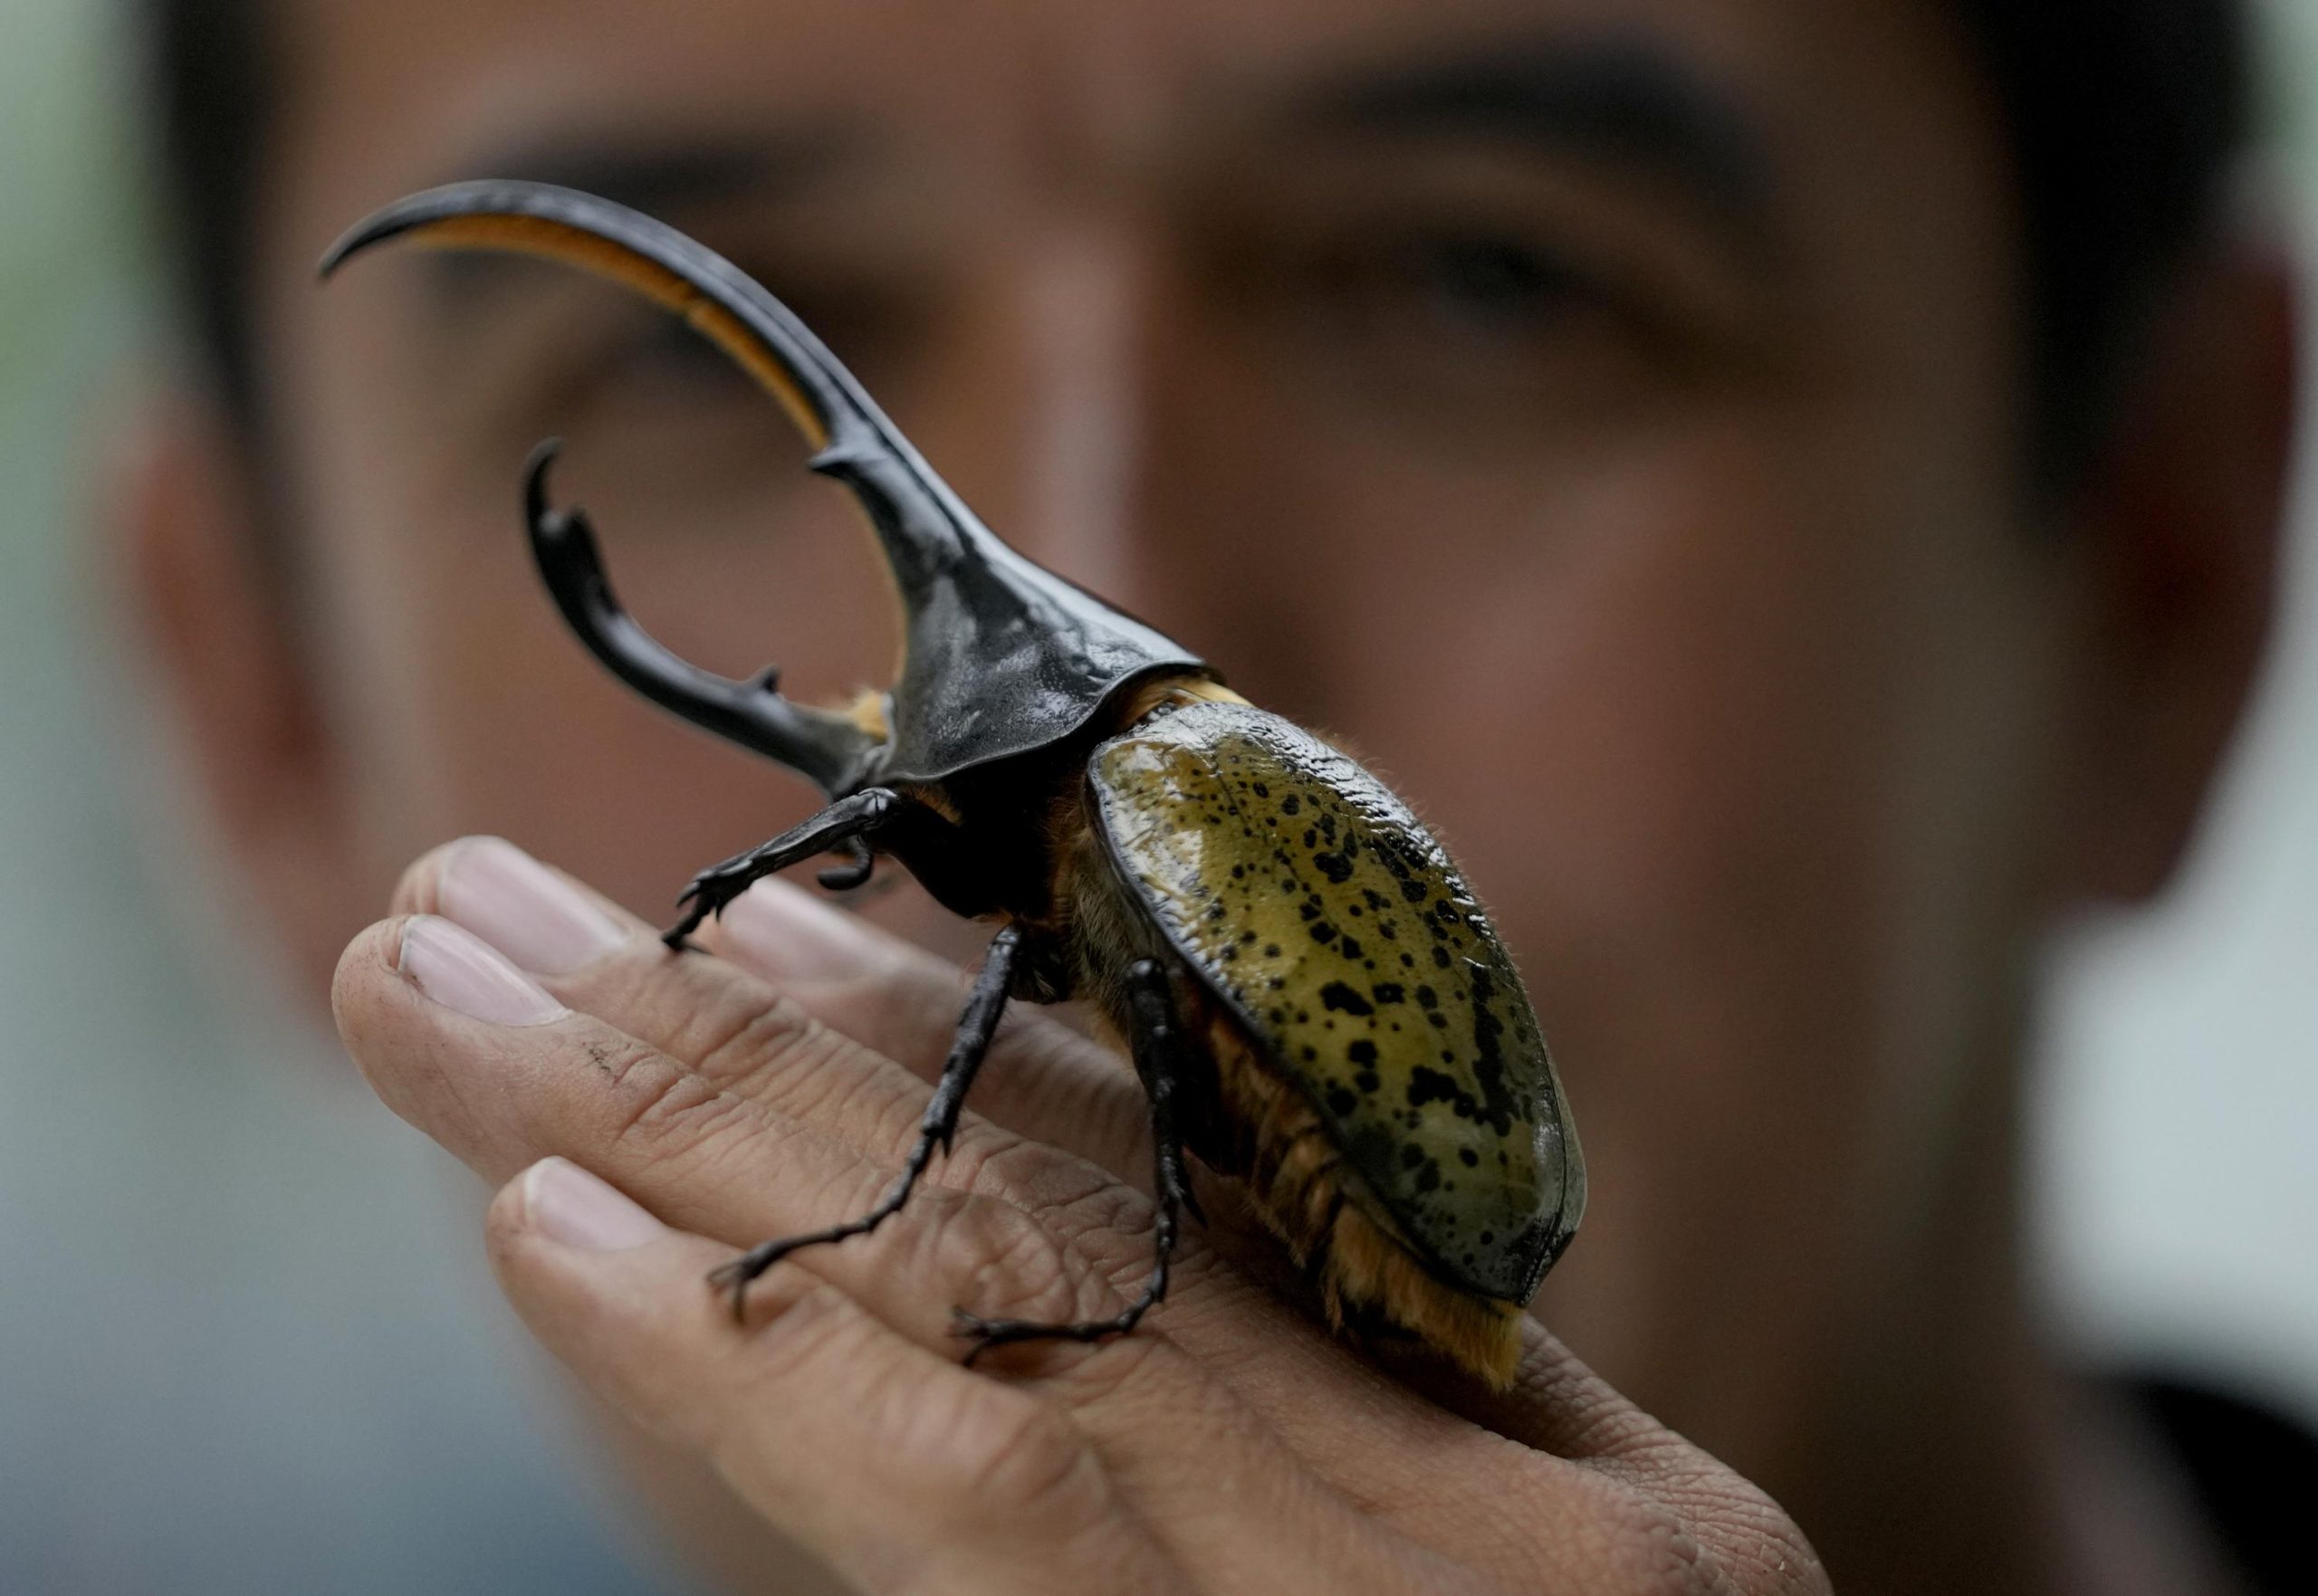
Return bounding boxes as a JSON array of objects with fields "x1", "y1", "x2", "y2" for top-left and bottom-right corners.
[
  {"x1": 139, "y1": 0, "x2": 2254, "y2": 486},
  {"x1": 142, "y1": 0, "x2": 275, "y2": 430}
]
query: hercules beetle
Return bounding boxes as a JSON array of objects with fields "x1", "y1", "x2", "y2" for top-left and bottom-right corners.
[{"x1": 322, "y1": 181, "x2": 1584, "y2": 1385}]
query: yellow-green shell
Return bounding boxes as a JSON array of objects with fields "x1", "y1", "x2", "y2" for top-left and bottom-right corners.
[{"x1": 1088, "y1": 700, "x2": 1583, "y2": 1302}]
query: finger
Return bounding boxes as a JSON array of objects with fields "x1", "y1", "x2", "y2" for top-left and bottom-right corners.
[
  {"x1": 333, "y1": 913, "x2": 1158, "y2": 1354},
  {"x1": 398, "y1": 837, "x2": 1151, "y2": 1180},
  {"x1": 394, "y1": 837, "x2": 1142, "y2": 1255},
  {"x1": 486, "y1": 1157, "x2": 1188, "y2": 1596},
  {"x1": 710, "y1": 880, "x2": 1152, "y2": 1180}
]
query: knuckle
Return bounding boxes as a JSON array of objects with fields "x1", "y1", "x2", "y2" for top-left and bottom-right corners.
[
  {"x1": 699, "y1": 1280, "x2": 856, "y2": 1454},
  {"x1": 710, "y1": 1290, "x2": 1112, "y2": 1544},
  {"x1": 1037, "y1": 1170, "x2": 1160, "y2": 1285},
  {"x1": 582, "y1": 1034, "x2": 760, "y2": 1164},
  {"x1": 915, "y1": 1190, "x2": 1089, "y2": 1324},
  {"x1": 686, "y1": 992, "x2": 827, "y2": 1092},
  {"x1": 934, "y1": 1391, "x2": 1106, "y2": 1530},
  {"x1": 646, "y1": 970, "x2": 910, "y2": 1142}
]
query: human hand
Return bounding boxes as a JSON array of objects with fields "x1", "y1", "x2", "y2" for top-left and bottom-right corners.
[{"x1": 333, "y1": 836, "x2": 1825, "y2": 1596}]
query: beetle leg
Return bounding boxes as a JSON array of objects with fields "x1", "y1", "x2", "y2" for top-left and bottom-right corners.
[
  {"x1": 706, "y1": 924, "x2": 1025, "y2": 1320},
  {"x1": 953, "y1": 958, "x2": 1193, "y2": 1362},
  {"x1": 666, "y1": 788, "x2": 909, "y2": 948}
]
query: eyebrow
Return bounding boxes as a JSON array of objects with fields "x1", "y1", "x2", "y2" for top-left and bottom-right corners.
[
  {"x1": 412, "y1": 129, "x2": 862, "y2": 302},
  {"x1": 1288, "y1": 35, "x2": 1777, "y2": 254}
]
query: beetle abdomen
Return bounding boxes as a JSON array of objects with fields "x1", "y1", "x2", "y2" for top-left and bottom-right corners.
[{"x1": 1086, "y1": 700, "x2": 1583, "y2": 1377}]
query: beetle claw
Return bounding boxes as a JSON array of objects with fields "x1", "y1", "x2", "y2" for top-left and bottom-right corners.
[
  {"x1": 706, "y1": 1256, "x2": 759, "y2": 1324},
  {"x1": 815, "y1": 836, "x2": 877, "y2": 893}
]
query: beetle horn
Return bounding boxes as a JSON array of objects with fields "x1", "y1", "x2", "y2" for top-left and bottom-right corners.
[{"x1": 321, "y1": 179, "x2": 1211, "y2": 789}]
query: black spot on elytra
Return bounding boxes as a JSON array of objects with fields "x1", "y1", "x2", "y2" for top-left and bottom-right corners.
[
  {"x1": 1431, "y1": 945, "x2": 1452, "y2": 970},
  {"x1": 1355, "y1": 1070, "x2": 1381, "y2": 1094},
  {"x1": 1415, "y1": 985, "x2": 1438, "y2": 1008},
  {"x1": 1252, "y1": 782, "x2": 1269, "y2": 798},
  {"x1": 1300, "y1": 1045, "x2": 1317, "y2": 1062},
  {"x1": 1313, "y1": 851, "x2": 1354, "y2": 884},
  {"x1": 1319, "y1": 981, "x2": 1374, "y2": 1017},
  {"x1": 1281, "y1": 795, "x2": 1301, "y2": 816},
  {"x1": 1309, "y1": 922, "x2": 1338, "y2": 944},
  {"x1": 1460, "y1": 1148, "x2": 1480, "y2": 1168},
  {"x1": 1327, "y1": 1087, "x2": 1357, "y2": 1117},
  {"x1": 1372, "y1": 982, "x2": 1405, "y2": 1006},
  {"x1": 1339, "y1": 936, "x2": 1365, "y2": 960},
  {"x1": 1363, "y1": 888, "x2": 1391, "y2": 912},
  {"x1": 1408, "y1": 1066, "x2": 1461, "y2": 1110},
  {"x1": 1298, "y1": 902, "x2": 1319, "y2": 922},
  {"x1": 1302, "y1": 827, "x2": 1317, "y2": 849},
  {"x1": 1265, "y1": 944, "x2": 1282, "y2": 958},
  {"x1": 1347, "y1": 1039, "x2": 1378, "y2": 1066},
  {"x1": 1463, "y1": 964, "x2": 1521, "y2": 1135}
]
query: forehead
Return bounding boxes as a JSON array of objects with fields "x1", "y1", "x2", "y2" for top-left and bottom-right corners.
[{"x1": 270, "y1": 0, "x2": 1999, "y2": 221}]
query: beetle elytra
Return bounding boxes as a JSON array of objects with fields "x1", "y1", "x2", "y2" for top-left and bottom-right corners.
[{"x1": 323, "y1": 181, "x2": 1584, "y2": 1385}]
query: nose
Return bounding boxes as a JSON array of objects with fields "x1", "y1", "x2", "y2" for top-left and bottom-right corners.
[
  {"x1": 987, "y1": 225, "x2": 1154, "y2": 604},
  {"x1": 909, "y1": 218, "x2": 1273, "y2": 693}
]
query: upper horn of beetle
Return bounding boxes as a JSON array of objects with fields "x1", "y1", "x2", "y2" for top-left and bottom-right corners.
[{"x1": 321, "y1": 179, "x2": 1210, "y2": 789}]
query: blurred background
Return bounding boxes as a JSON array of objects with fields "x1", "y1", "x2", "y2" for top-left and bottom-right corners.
[{"x1": 2, "y1": 2, "x2": 2313, "y2": 1593}]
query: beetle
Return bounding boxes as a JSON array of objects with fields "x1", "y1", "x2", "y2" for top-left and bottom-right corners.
[{"x1": 322, "y1": 180, "x2": 1583, "y2": 1386}]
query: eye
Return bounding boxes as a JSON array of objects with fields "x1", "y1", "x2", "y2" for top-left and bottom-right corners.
[
  {"x1": 1260, "y1": 224, "x2": 1624, "y2": 412},
  {"x1": 1376, "y1": 233, "x2": 1588, "y2": 340}
]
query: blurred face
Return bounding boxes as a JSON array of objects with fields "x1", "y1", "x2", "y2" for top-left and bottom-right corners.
[{"x1": 196, "y1": 0, "x2": 2089, "y2": 1461}]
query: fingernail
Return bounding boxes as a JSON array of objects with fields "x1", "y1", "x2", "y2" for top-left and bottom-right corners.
[
  {"x1": 398, "y1": 915, "x2": 569, "y2": 1027},
  {"x1": 720, "y1": 878, "x2": 887, "y2": 980},
  {"x1": 438, "y1": 836, "x2": 629, "y2": 976},
  {"x1": 520, "y1": 1157, "x2": 666, "y2": 1251}
]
